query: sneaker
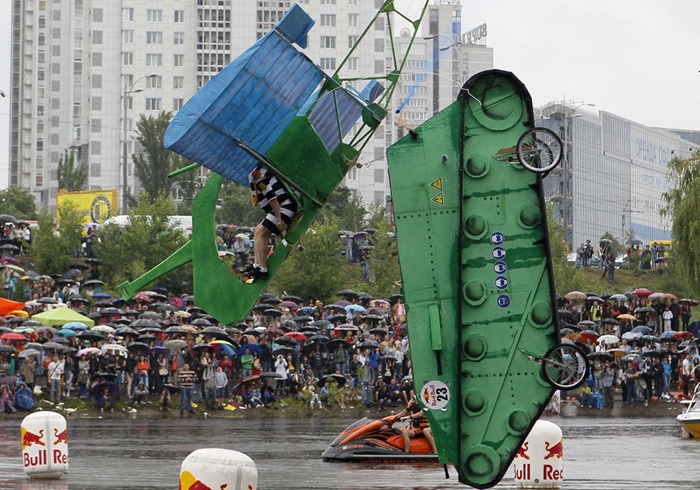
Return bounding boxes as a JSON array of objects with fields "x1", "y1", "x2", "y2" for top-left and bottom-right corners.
[{"x1": 250, "y1": 267, "x2": 269, "y2": 279}]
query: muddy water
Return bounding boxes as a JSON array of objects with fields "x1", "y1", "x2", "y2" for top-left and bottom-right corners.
[{"x1": 0, "y1": 413, "x2": 697, "y2": 489}]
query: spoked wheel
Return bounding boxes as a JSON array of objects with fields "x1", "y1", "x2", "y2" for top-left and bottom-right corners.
[
  {"x1": 540, "y1": 343, "x2": 589, "y2": 390},
  {"x1": 516, "y1": 127, "x2": 563, "y2": 173}
]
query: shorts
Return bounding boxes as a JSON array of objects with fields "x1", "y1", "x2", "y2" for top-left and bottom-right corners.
[{"x1": 261, "y1": 203, "x2": 298, "y2": 235}]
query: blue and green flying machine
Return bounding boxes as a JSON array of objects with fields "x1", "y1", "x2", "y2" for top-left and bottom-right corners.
[{"x1": 118, "y1": 2, "x2": 589, "y2": 488}]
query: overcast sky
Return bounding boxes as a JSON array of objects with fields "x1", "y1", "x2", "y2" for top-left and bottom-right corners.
[{"x1": 1, "y1": 0, "x2": 699, "y2": 184}]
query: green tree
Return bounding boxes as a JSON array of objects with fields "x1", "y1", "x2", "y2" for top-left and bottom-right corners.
[
  {"x1": 271, "y1": 219, "x2": 358, "y2": 303},
  {"x1": 96, "y1": 196, "x2": 191, "y2": 291},
  {"x1": 216, "y1": 181, "x2": 264, "y2": 227},
  {"x1": 547, "y1": 205, "x2": 585, "y2": 294},
  {"x1": 318, "y1": 186, "x2": 367, "y2": 231},
  {"x1": 57, "y1": 149, "x2": 88, "y2": 192},
  {"x1": 132, "y1": 111, "x2": 179, "y2": 204},
  {"x1": 0, "y1": 187, "x2": 38, "y2": 220},
  {"x1": 661, "y1": 150, "x2": 700, "y2": 290},
  {"x1": 174, "y1": 165, "x2": 200, "y2": 216},
  {"x1": 28, "y1": 202, "x2": 84, "y2": 274},
  {"x1": 352, "y1": 221, "x2": 401, "y2": 298}
]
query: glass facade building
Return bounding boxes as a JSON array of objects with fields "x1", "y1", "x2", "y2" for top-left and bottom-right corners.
[{"x1": 539, "y1": 103, "x2": 696, "y2": 250}]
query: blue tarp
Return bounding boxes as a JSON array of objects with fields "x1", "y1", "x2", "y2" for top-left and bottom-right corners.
[{"x1": 165, "y1": 9, "x2": 325, "y2": 186}]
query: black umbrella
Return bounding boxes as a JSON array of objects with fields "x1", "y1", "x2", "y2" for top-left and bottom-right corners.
[
  {"x1": 327, "y1": 314, "x2": 346, "y2": 323},
  {"x1": 69, "y1": 263, "x2": 91, "y2": 271},
  {"x1": 138, "y1": 326, "x2": 163, "y2": 334},
  {"x1": 191, "y1": 318, "x2": 213, "y2": 327},
  {"x1": 324, "y1": 304, "x2": 346, "y2": 312},
  {"x1": 587, "y1": 351, "x2": 614, "y2": 361},
  {"x1": 635, "y1": 307, "x2": 656, "y2": 314},
  {"x1": 99, "y1": 307, "x2": 123, "y2": 316},
  {"x1": 137, "y1": 334, "x2": 157, "y2": 342},
  {"x1": 274, "y1": 336, "x2": 298, "y2": 347},
  {"x1": 164, "y1": 326, "x2": 188, "y2": 335},
  {"x1": 272, "y1": 347, "x2": 298, "y2": 358},
  {"x1": 292, "y1": 316, "x2": 314, "y2": 324},
  {"x1": 127, "y1": 342, "x2": 150, "y2": 352},
  {"x1": 115, "y1": 326, "x2": 139, "y2": 337},
  {"x1": 320, "y1": 374, "x2": 347, "y2": 387},
  {"x1": 631, "y1": 325, "x2": 653, "y2": 334},
  {"x1": 307, "y1": 334, "x2": 330, "y2": 343},
  {"x1": 368, "y1": 327, "x2": 388, "y2": 337},
  {"x1": 42, "y1": 341, "x2": 66, "y2": 350},
  {"x1": 139, "y1": 311, "x2": 163, "y2": 320},
  {"x1": 201, "y1": 327, "x2": 231, "y2": 341},
  {"x1": 130, "y1": 318, "x2": 161, "y2": 329},
  {"x1": 328, "y1": 338, "x2": 350, "y2": 351},
  {"x1": 302, "y1": 342, "x2": 328, "y2": 355},
  {"x1": 77, "y1": 330, "x2": 105, "y2": 341},
  {"x1": 91, "y1": 381, "x2": 116, "y2": 398},
  {"x1": 63, "y1": 269, "x2": 84, "y2": 279},
  {"x1": 600, "y1": 318, "x2": 619, "y2": 325},
  {"x1": 261, "y1": 371, "x2": 284, "y2": 379},
  {"x1": 0, "y1": 345, "x2": 17, "y2": 354},
  {"x1": 264, "y1": 309, "x2": 283, "y2": 317},
  {"x1": 242, "y1": 328, "x2": 262, "y2": 337},
  {"x1": 336, "y1": 289, "x2": 357, "y2": 297},
  {"x1": 0, "y1": 214, "x2": 17, "y2": 224},
  {"x1": 252, "y1": 303, "x2": 275, "y2": 312},
  {"x1": 356, "y1": 341, "x2": 380, "y2": 350},
  {"x1": 560, "y1": 328, "x2": 575, "y2": 336},
  {"x1": 37, "y1": 297, "x2": 58, "y2": 304}
]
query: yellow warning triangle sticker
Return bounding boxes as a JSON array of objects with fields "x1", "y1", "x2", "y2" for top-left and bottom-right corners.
[
  {"x1": 431, "y1": 178, "x2": 443, "y2": 190},
  {"x1": 432, "y1": 193, "x2": 444, "y2": 206}
]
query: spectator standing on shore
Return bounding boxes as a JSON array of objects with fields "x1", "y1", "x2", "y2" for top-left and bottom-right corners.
[
  {"x1": 669, "y1": 299, "x2": 680, "y2": 332},
  {"x1": 682, "y1": 354, "x2": 692, "y2": 397},
  {"x1": 240, "y1": 348, "x2": 253, "y2": 379},
  {"x1": 214, "y1": 366, "x2": 228, "y2": 409},
  {"x1": 602, "y1": 362, "x2": 615, "y2": 407},
  {"x1": 48, "y1": 355, "x2": 64, "y2": 405},
  {"x1": 662, "y1": 306, "x2": 673, "y2": 333},
  {"x1": 179, "y1": 363, "x2": 196, "y2": 416}
]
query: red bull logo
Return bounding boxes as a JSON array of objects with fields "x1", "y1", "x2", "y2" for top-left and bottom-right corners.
[
  {"x1": 544, "y1": 439, "x2": 563, "y2": 460},
  {"x1": 180, "y1": 471, "x2": 239, "y2": 490},
  {"x1": 54, "y1": 428, "x2": 68, "y2": 445},
  {"x1": 514, "y1": 442, "x2": 529, "y2": 460},
  {"x1": 21, "y1": 428, "x2": 45, "y2": 450}
]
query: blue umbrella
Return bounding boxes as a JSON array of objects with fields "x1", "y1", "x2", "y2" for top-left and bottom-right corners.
[
  {"x1": 660, "y1": 330, "x2": 677, "y2": 339},
  {"x1": 92, "y1": 293, "x2": 111, "y2": 299},
  {"x1": 56, "y1": 328, "x2": 77, "y2": 337},
  {"x1": 63, "y1": 322, "x2": 88, "y2": 331},
  {"x1": 210, "y1": 342, "x2": 235, "y2": 357},
  {"x1": 631, "y1": 325, "x2": 652, "y2": 334},
  {"x1": 345, "y1": 304, "x2": 366, "y2": 314},
  {"x1": 237, "y1": 343, "x2": 263, "y2": 357},
  {"x1": 150, "y1": 345, "x2": 168, "y2": 357},
  {"x1": 296, "y1": 306, "x2": 316, "y2": 315}
]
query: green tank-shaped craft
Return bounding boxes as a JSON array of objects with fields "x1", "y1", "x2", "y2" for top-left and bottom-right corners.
[{"x1": 387, "y1": 69, "x2": 588, "y2": 489}]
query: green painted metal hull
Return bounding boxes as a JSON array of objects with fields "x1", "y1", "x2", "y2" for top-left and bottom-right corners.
[{"x1": 386, "y1": 70, "x2": 559, "y2": 489}]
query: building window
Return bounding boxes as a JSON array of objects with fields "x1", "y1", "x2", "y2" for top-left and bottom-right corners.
[
  {"x1": 145, "y1": 98, "x2": 162, "y2": 111},
  {"x1": 93, "y1": 31, "x2": 103, "y2": 44},
  {"x1": 348, "y1": 14, "x2": 359, "y2": 28},
  {"x1": 147, "y1": 9, "x2": 163, "y2": 22},
  {"x1": 91, "y1": 75, "x2": 102, "y2": 89},
  {"x1": 348, "y1": 57, "x2": 358, "y2": 71},
  {"x1": 374, "y1": 169, "x2": 385, "y2": 183},
  {"x1": 348, "y1": 35, "x2": 358, "y2": 48},
  {"x1": 173, "y1": 76, "x2": 184, "y2": 89},
  {"x1": 147, "y1": 76, "x2": 162, "y2": 89},
  {"x1": 91, "y1": 119, "x2": 102, "y2": 133},
  {"x1": 91, "y1": 164, "x2": 101, "y2": 178},
  {"x1": 320, "y1": 36, "x2": 336, "y2": 49},
  {"x1": 146, "y1": 31, "x2": 163, "y2": 44},
  {"x1": 91, "y1": 52, "x2": 102, "y2": 67},
  {"x1": 122, "y1": 30, "x2": 133, "y2": 44},
  {"x1": 93, "y1": 8, "x2": 103, "y2": 22},
  {"x1": 123, "y1": 52, "x2": 134, "y2": 66},
  {"x1": 91, "y1": 97, "x2": 102, "y2": 111},
  {"x1": 321, "y1": 0, "x2": 336, "y2": 3},
  {"x1": 375, "y1": 38, "x2": 385, "y2": 52},
  {"x1": 174, "y1": 54, "x2": 184, "y2": 67},
  {"x1": 174, "y1": 32, "x2": 185, "y2": 45},
  {"x1": 173, "y1": 98, "x2": 184, "y2": 110},
  {"x1": 122, "y1": 8, "x2": 134, "y2": 22},
  {"x1": 348, "y1": 0, "x2": 358, "y2": 5},
  {"x1": 320, "y1": 14, "x2": 336, "y2": 27},
  {"x1": 174, "y1": 10, "x2": 184, "y2": 22},
  {"x1": 146, "y1": 54, "x2": 163, "y2": 66},
  {"x1": 320, "y1": 58, "x2": 336, "y2": 71}
]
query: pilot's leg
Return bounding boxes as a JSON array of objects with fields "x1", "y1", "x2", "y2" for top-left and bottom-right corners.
[
  {"x1": 423, "y1": 427, "x2": 437, "y2": 454},
  {"x1": 402, "y1": 429, "x2": 415, "y2": 453}
]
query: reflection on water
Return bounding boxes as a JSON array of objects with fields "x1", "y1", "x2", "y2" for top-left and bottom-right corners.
[{"x1": 0, "y1": 414, "x2": 698, "y2": 489}]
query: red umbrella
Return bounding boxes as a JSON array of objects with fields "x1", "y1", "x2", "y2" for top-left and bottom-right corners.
[
  {"x1": 0, "y1": 332, "x2": 27, "y2": 341},
  {"x1": 284, "y1": 331, "x2": 307, "y2": 342},
  {"x1": 674, "y1": 331, "x2": 694, "y2": 340},
  {"x1": 648, "y1": 292, "x2": 665, "y2": 300},
  {"x1": 632, "y1": 288, "x2": 652, "y2": 297},
  {"x1": 662, "y1": 293, "x2": 677, "y2": 300}
]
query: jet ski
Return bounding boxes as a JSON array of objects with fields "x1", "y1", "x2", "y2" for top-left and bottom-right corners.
[{"x1": 322, "y1": 414, "x2": 439, "y2": 463}]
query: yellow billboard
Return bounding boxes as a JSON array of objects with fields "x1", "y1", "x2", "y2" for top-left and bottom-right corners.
[{"x1": 56, "y1": 189, "x2": 117, "y2": 225}]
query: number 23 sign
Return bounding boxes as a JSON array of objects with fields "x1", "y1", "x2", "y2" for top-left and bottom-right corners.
[{"x1": 420, "y1": 380, "x2": 450, "y2": 410}]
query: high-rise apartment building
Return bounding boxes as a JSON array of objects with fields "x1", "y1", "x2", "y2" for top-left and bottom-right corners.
[{"x1": 10, "y1": 0, "x2": 489, "y2": 210}]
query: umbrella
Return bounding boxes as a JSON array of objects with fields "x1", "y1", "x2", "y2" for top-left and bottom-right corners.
[
  {"x1": 210, "y1": 340, "x2": 236, "y2": 357},
  {"x1": 356, "y1": 340, "x2": 380, "y2": 350},
  {"x1": 101, "y1": 344, "x2": 128, "y2": 356},
  {"x1": 18, "y1": 348, "x2": 40, "y2": 358},
  {"x1": 632, "y1": 288, "x2": 653, "y2": 297},
  {"x1": 622, "y1": 332, "x2": 643, "y2": 341},
  {"x1": 284, "y1": 331, "x2": 307, "y2": 342},
  {"x1": 297, "y1": 306, "x2": 317, "y2": 316},
  {"x1": 56, "y1": 328, "x2": 77, "y2": 337},
  {"x1": 326, "y1": 314, "x2": 347, "y2": 323},
  {"x1": 334, "y1": 324, "x2": 359, "y2": 332},
  {"x1": 151, "y1": 346, "x2": 168, "y2": 357},
  {"x1": 164, "y1": 326, "x2": 188, "y2": 335},
  {"x1": 191, "y1": 318, "x2": 214, "y2": 327},
  {"x1": 91, "y1": 381, "x2": 116, "y2": 398},
  {"x1": 127, "y1": 342, "x2": 150, "y2": 352},
  {"x1": 115, "y1": 326, "x2": 139, "y2": 337},
  {"x1": 640, "y1": 334, "x2": 659, "y2": 343},
  {"x1": 647, "y1": 292, "x2": 665, "y2": 300},
  {"x1": 587, "y1": 296, "x2": 604, "y2": 303},
  {"x1": 164, "y1": 339, "x2": 188, "y2": 351},
  {"x1": 674, "y1": 331, "x2": 695, "y2": 340},
  {"x1": 564, "y1": 291, "x2": 587, "y2": 301},
  {"x1": 0, "y1": 345, "x2": 17, "y2": 354},
  {"x1": 281, "y1": 295, "x2": 303, "y2": 304},
  {"x1": 291, "y1": 316, "x2": 314, "y2": 324},
  {"x1": 621, "y1": 354, "x2": 642, "y2": 364},
  {"x1": 77, "y1": 347, "x2": 101, "y2": 357},
  {"x1": 307, "y1": 334, "x2": 330, "y2": 343},
  {"x1": 131, "y1": 318, "x2": 161, "y2": 329},
  {"x1": 587, "y1": 351, "x2": 614, "y2": 362},
  {"x1": 82, "y1": 279, "x2": 104, "y2": 288},
  {"x1": 272, "y1": 347, "x2": 298, "y2": 358},
  {"x1": 579, "y1": 331, "x2": 599, "y2": 343},
  {"x1": 635, "y1": 307, "x2": 656, "y2": 314},
  {"x1": 77, "y1": 330, "x2": 105, "y2": 341},
  {"x1": 617, "y1": 314, "x2": 636, "y2": 321},
  {"x1": 577, "y1": 320, "x2": 597, "y2": 328},
  {"x1": 599, "y1": 238, "x2": 611, "y2": 244},
  {"x1": 320, "y1": 374, "x2": 347, "y2": 387},
  {"x1": 597, "y1": 335, "x2": 620, "y2": 345},
  {"x1": 631, "y1": 325, "x2": 652, "y2": 334},
  {"x1": 201, "y1": 326, "x2": 231, "y2": 341},
  {"x1": 92, "y1": 325, "x2": 116, "y2": 334},
  {"x1": 302, "y1": 342, "x2": 328, "y2": 356},
  {"x1": 43, "y1": 341, "x2": 68, "y2": 350},
  {"x1": 560, "y1": 328, "x2": 575, "y2": 336},
  {"x1": 600, "y1": 318, "x2": 619, "y2": 325},
  {"x1": 368, "y1": 327, "x2": 388, "y2": 337},
  {"x1": 608, "y1": 294, "x2": 628, "y2": 302},
  {"x1": 278, "y1": 301, "x2": 299, "y2": 309},
  {"x1": 324, "y1": 304, "x2": 346, "y2": 313},
  {"x1": 139, "y1": 311, "x2": 162, "y2": 320},
  {"x1": 336, "y1": 289, "x2": 357, "y2": 297},
  {"x1": 261, "y1": 371, "x2": 284, "y2": 380},
  {"x1": 643, "y1": 349, "x2": 672, "y2": 358},
  {"x1": 138, "y1": 326, "x2": 163, "y2": 334},
  {"x1": 264, "y1": 309, "x2": 283, "y2": 317},
  {"x1": 662, "y1": 293, "x2": 677, "y2": 300},
  {"x1": 274, "y1": 336, "x2": 298, "y2": 347},
  {"x1": 345, "y1": 305, "x2": 366, "y2": 315},
  {"x1": 0, "y1": 332, "x2": 26, "y2": 341},
  {"x1": 237, "y1": 343, "x2": 263, "y2": 357}
]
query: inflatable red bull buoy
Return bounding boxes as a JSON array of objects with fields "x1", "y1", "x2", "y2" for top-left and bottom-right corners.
[
  {"x1": 512, "y1": 419, "x2": 563, "y2": 489},
  {"x1": 21, "y1": 411, "x2": 69, "y2": 479},
  {"x1": 180, "y1": 448, "x2": 257, "y2": 490}
]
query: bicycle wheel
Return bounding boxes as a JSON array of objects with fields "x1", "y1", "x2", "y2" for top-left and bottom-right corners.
[
  {"x1": 516, "y1": 127, "x2": 562, "y2": 173},
  {"x1": 540, "y1": 343, "x2": 589, "y2": 390}
]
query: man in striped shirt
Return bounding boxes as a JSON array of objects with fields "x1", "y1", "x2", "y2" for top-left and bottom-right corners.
[
  {"x1": 178, "y1": 363, "x2": 196, "y2": 415},
  {"x1": 248, "y1": 165, "x2": 298, "y2": 279}
]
